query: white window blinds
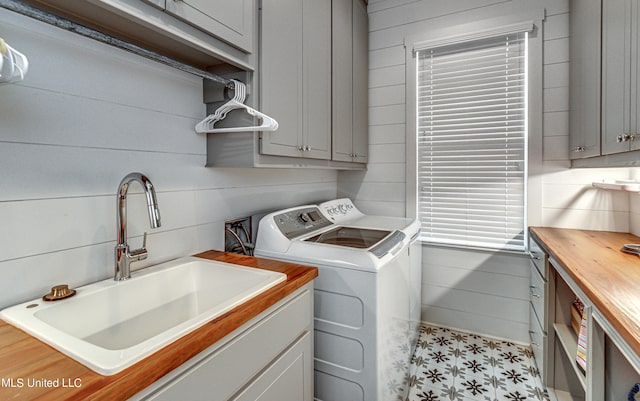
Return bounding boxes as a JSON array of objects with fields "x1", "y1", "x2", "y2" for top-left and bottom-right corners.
[{"x1": 416, "y1": 32, "x2": 527, "y2": 251}]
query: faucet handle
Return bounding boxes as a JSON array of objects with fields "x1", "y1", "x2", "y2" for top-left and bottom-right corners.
[{"x1": 129, "y1": 232, "x2": 149, "y2": 262}]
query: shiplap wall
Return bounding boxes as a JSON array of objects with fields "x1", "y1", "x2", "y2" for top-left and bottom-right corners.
[
  {"x1": 0, "y1": 9, "x2": 337, "y2": 310},
  {"x1": 338, "y1": 0, "x2": 640, "y2": 342}
]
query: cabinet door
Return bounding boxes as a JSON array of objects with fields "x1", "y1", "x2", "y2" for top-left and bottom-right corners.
[
  {"x1": 633, "y1": 0, "x2": 640, "y2": 151},
  {"x1": 332, "y1": 0, "x2": 368, "y2": 163},
  {"x1": 332, "y1": 0, "x2": 355, "y2": 162},
  {"x1": 352, "y1": 0, "x2": 369, "y2": 163},
  {"x1": 164, "y1": 0, "x2": 255, "y2": 53},
  {"x1": 601, "y1": 0, "x2": 633, "y2": 155},
  {"x1": 260, "y1": 0, "x2": 304, "y2": 158},
  {"x1": 231, "y1": 332, "x2": 312, "y2": 401},
  {"x1": 529, "y1": 304, "x2": 547, "y2": 382},
  {"x1": 569, "y1": 0, "x2": 602, "y2": 158},
  {"x1": 260, "y1": 0, "x2": 330, "y2": 160},
  {"x1": 302, "y1": 0, "x2": 332, "y2": 160}
]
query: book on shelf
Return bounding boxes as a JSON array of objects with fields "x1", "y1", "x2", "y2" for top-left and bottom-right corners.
[
  {"x1": 570, "y1": 297, "x2": 584, "y2": 336},
  {"x1": 576, "y1": 309, "x2": 588, "y2": 374}
]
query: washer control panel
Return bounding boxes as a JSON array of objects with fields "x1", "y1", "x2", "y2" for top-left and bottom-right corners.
[{"x1": 274, "y1": 207, "x2": 333, "y2": 239}]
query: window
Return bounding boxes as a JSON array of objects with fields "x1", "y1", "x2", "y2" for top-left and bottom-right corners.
[{"x1": 415, "y1": 32, "x2": 527, "y2": 251}]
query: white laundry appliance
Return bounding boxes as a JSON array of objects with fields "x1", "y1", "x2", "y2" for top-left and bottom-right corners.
[{"x1": 254, "y1": 198, "x2": 422, "y2": 401}]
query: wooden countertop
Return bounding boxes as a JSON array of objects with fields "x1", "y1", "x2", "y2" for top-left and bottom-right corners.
[
  {"x1": 530, "y1": 227, "x2": 640, "y2": 357},
  {"x1": 0, "y1": 251, "x2": 318, "y2": 401}
]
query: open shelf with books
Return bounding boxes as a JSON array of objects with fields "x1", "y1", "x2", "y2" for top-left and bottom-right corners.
[
  {"x1": 530, "y1": 228, "x2": 640, "y2": 401},
  {"x1": 547, "y1": 258, "x2": 640, "y2": 401},
  {"x1": 548, "y1": 266, "x2": 585, "y2": 401}
]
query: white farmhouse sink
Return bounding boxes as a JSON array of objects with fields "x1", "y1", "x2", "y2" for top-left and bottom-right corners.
[{"x1": 0, "y1": 257, "x2": 286, "y2": 375}]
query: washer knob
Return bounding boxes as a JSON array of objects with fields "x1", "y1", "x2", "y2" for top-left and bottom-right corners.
[{"x1": 299, "y1": 213, "x2": 310, "y2": 223}]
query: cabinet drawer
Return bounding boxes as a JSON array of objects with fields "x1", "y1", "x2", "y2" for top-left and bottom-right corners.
[
  {"x1": 530, "y1": 261, "x2": 547, "y2": 331},
  {"x1": 529, "y1": 304, "x2": 547, "y2": 380},
  {"x1": 144, "y1": 288, "x2": 312, "y2": 401},
  {"x1": 529, "y1": 236, "x2": 547, "y2": 279}
]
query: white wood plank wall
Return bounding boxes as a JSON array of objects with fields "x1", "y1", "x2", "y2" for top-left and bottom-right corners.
[
  {"x1": 337, "y1": 0, "x2": 640, "y2": 342},
  {"x1": 0, "y1": 9, "x2": 337, "y2": 309},
  {"x1": 421, "y1": 246, "x2": 530, "y2": 341}
]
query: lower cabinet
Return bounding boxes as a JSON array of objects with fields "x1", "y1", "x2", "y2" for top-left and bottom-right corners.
[
  {"x1": 528, "y1": 305, "x2": 546, "y2": 379},
  {"x1": 131, "y1": 284, "x2": 313, "y2": 401},
  {"x1": 547, "y1": 260, "x2": 640, "y2": 401},
  {"x1": 528, "y1": 236, "x2": 551, "y2": 383},
  {"x1": 529, "y1": 230, "x2": 640, "y2": 400},
  {"x1": 231, "y1": 333, "x2": 311, "y2": 401}
]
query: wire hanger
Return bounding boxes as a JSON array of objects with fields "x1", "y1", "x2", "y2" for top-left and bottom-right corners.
[{"x1": 195, "y1": 79, "x2": 278, "y2": 134}]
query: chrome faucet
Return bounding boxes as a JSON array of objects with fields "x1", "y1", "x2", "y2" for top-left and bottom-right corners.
[{"x1": 114, "y1": 172, "x2": 161, "y2": 281}]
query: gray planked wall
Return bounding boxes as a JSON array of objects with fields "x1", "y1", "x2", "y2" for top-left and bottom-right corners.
[{"x1": 0, "y1": 9, "x2": 337, "y2": 309}]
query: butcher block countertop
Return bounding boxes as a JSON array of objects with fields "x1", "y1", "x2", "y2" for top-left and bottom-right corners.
[
  {"x1": 0, "y1": 251, "x2": 318, "y2": 401},
  {"x1": 530, "y1": 227, "x2": 640, "y2": 357}
]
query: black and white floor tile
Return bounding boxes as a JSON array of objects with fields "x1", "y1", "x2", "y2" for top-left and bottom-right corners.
[{"x1": 404, "y1": 324, "x2": 548, "y2": 401}]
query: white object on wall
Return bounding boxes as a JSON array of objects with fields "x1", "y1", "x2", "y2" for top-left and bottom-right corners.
[
  {"x1": 195, "y1": 79, "x2": 278, "y2": 134},
  {"x1": 0, "y1": 37, "x2": 28, "y2": 84},
  {"x1": 592, "y1": 180, "x2": 640, "y2": 192}
]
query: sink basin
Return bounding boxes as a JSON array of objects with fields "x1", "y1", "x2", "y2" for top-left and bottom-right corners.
[{"x1": 0, "y1": 257, "x2": 286, "y2": 375}]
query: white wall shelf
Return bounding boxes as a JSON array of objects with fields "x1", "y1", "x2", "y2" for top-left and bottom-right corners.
[{"x1": 592, "y1": 179, "x2": 640, "y2": 192}]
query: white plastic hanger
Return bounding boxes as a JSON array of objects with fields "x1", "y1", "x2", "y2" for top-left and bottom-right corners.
[
  {"x1": 195, "y1": 79, "x2": 278, "y2": 134},
  {"x1": 0, "y1": 37, "x2": 29, "y2": 85}
]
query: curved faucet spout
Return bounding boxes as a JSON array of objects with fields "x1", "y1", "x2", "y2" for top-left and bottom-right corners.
[{"x1": 115, "y1": 173, "x2": 162, "y2": 281}]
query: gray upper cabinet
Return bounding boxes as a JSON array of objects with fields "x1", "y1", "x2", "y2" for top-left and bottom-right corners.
[
  {"x1": 22, "y1": 0, "x2": 256, "y2": 69},
  {"x1": 569, "y1": 0, "x2": 601, "y2": 159},
  {"x1": 206, "y1": 0, "x2": 367, "y2": 169},
  {"x1": 150, "y1": 0, "x2": 255, "y2": 54},
  {"x1": 332, "y1": 0, "x2": 369, "y2": 163},
  {"x1": 571, "y1": 0, "x2": 640, "y2": 165},
  {"x1": 260, "y1": 0, "x2": 332, "y2": 161},
  {"x1": 601, "y1": 0, "x2": 639, "y2": 155}
]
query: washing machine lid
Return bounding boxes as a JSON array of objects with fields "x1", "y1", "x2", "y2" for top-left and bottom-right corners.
[
  {"x1": 303, "y1": 226, "x2": 407, "y2": 258},
  {"x1": 304, "y1": 226, "x2": 392, "y2": 249}
]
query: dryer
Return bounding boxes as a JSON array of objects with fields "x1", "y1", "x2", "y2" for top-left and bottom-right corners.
[{"x1": 255, "y1": 198, "x2": 422, "y2": 401}]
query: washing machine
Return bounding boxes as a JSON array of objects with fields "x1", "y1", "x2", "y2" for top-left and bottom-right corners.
[{"x1": 254, "y1": 198, "x2": 422, "y2": 401}]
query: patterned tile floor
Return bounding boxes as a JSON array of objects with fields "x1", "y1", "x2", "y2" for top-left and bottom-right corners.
[{"x1": 404, "y1": 324, "x2": 548, "y2": 401}]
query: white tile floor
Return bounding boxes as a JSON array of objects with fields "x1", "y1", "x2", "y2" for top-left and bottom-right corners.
[{"x1": 404, "y1": 324, "x2": 548, "y2": 401}]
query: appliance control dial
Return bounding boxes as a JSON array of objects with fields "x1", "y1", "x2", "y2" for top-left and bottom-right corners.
[{"x1": 298, "y1": 213, "x2": 310, "y2": 223}]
